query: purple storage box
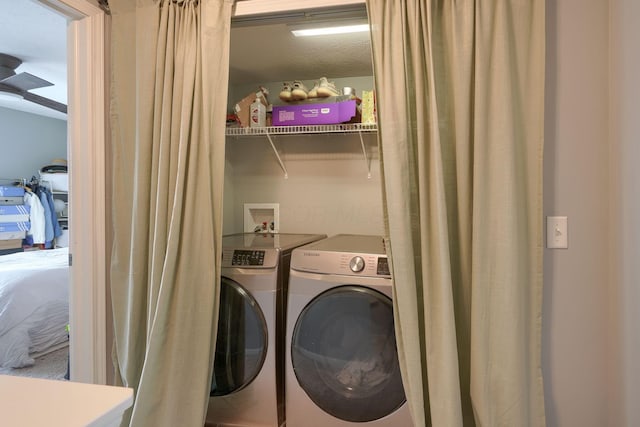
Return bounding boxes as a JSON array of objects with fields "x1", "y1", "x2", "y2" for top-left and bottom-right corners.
[
  {"x1": 0, "y1": 185, "x2": 25, "y2": 198},
  {"x1": 272, "y1": 99, "x2": 357, "y2": 126}
]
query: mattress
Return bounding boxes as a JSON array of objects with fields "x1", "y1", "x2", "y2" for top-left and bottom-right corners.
[{"x1": 0, "y1": 248, "x2": 69, "y2": 368}]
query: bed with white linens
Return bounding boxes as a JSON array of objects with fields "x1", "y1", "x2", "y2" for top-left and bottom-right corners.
[{"x1": 0, "y1": 247, "x2": 69, "y2": 368}]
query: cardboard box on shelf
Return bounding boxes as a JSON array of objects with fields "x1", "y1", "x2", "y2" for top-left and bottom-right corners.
[
  {"x1": 0, "y1": 239, "x2": 22, "y2": 250},
  {"x1": 361, "y1": 90, "x2": 376, "y2": 125},
  {"x1": 234, "y1": 87, "x2": 270, "y2": 128},
  {"x1": 272, "y1": 96, "x2": 358, "y2": 126}
]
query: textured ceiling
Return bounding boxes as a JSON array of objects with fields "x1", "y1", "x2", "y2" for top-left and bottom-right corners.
[{"x1": 229, "y1": 20, "x2": 372, "y2": 85}]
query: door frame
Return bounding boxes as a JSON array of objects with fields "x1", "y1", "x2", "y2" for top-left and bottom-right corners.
[{"x1": 39, "y1": 0, "x2": 107, "y2": 384}]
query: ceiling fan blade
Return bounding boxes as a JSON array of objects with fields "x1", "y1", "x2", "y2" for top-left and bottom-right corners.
[
  {"x1": 0, "y1": 82, "x2": 22, "y2": 97},
  {"x1": 22, "y1": 92, "x2": 67, "y2": 114},
  {"x1": 1, "y1": 72, "x2": 53, "y2": 91},
  {"x1": 0, "y1": 53, "x2": 21, "y2": 80}
]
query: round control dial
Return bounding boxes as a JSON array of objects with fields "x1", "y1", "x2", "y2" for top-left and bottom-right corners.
[{"x1": 349, "y1": 256, "x2": 365, "y2": 273}]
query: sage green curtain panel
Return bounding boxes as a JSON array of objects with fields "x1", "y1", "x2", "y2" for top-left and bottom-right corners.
[
  {"x1": 366, "y1": 1, "x2": 546, "y2": 426},
  {"x1": 109, "y1": 0, "x2": 232, "y2": 426}
]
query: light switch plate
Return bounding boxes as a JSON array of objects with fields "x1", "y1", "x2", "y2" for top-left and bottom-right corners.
[{"x1": 546, "y1": 216, "x2": 568, "y2": 249}]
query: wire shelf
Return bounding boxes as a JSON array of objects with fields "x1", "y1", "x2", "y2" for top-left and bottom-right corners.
[
  {"x1": 225, "y1": 123, "x2": 377, "y2": 136},
  {"x1": 225, "y1": 123, "x2": 377, "y2": 179}
]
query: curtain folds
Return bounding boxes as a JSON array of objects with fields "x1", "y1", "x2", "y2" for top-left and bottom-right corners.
[
  {"x1": 109, "y1": 1, "x2": 233, "y2": 426},
  {"x1": 366, "y1": 1, "x2": 546, "y2": 426}
]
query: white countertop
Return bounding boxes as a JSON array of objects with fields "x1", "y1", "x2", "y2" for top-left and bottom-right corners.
[{"x1": 0, "y1": 375, "x2": 133, "y2": 427}]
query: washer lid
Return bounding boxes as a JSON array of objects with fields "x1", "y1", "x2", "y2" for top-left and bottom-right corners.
[
  {"x1": 291, "y1": 285, "x2": 406, "y2": 422},
  {"x1": 222, "y1": 233, "x2": 326, "y2": 251},
  {"x1": 210, "y1": 277, "x2": 267, "y2": 396}
]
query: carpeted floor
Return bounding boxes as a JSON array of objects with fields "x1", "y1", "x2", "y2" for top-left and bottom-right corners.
[{"x1": 0, "y1": 345, "x2": 68, "y2": 380}]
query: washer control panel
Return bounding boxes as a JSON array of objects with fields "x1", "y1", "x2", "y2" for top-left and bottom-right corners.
[
  {"x1": 231, "y1": 250, "x2": 265, "y2": 266},
  {"x1": 222, "y1": 248, "x2": 278, "y2": 268}
]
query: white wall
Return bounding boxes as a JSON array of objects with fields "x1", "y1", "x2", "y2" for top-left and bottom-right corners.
[
  {"x1": 543, "y1": 1, "x2": 612, "y2": 426},
  {"x1": 610, "y1": 0, "x2": 640, "y2": 425},
  {"x1": 0, "y1": 106, "x2": 67, "y2": 180}
]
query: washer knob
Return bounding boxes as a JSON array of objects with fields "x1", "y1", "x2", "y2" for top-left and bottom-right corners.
[{"x1": 349, "y1": 256, "x2": 365, "y2": 273}]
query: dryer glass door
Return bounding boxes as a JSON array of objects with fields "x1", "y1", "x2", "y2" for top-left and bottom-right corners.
[
  {"x1": 291, "y1": 285, "x2": 406, "y2": 422},
  {"x1": 210, "y1": 277, "x2": 268, "y2": 396}
]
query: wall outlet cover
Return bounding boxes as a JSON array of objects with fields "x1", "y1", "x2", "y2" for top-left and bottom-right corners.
[{"x1": 244, "y1": 203, "x2": 279, "y2": 233}]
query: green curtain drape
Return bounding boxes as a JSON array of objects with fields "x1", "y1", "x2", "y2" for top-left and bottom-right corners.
[
  {"x1": 366, "y1": 1, "x2": 546, "y2": 426},
  {"x1": 109, "y1": 0, "x2": 233, "y2": 425}
]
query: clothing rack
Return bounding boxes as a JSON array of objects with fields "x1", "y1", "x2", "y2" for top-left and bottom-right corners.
[{"x1": 37, "y1": 179, "x2": 53, "y2": 192}]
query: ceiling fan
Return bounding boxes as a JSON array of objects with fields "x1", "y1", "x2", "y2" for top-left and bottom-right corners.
[{"x1": 0, "y1": 53, "x2": 67, "y2": 114}]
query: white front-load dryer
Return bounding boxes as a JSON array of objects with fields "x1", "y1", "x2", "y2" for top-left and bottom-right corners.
[
  {"x1": 285, "y1": 234, "x2": 413, "y2": 427},
  {"x1": 206, "y1": 233, "x2": 325, "y2": 427}
]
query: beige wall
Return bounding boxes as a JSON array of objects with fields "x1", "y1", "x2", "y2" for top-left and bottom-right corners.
[
  {"x1": 223, "y1": 132, "x2": 384, "y2": 236},
  {"x1": 544, "y1": 0, "x2": 613, "y2": 426},
  {"x1": 610, "y1": 0, "x2": 640, "y2": 425}
]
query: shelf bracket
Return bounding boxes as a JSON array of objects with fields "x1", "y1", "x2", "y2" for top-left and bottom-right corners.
[
  {"x1": 358, "y1": 131, "x2": 372, "y2": 179},
  {"x1": 265, "y1": 132, "x2": 288, "y2": 179}
]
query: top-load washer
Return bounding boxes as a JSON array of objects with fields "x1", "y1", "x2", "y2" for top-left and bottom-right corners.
[
  {"x1": 206, "y1": 232, "x2": 326, "y2": 427},
  {"x1": 285, "y1": 234, "x2": 413, "y2": 427}
]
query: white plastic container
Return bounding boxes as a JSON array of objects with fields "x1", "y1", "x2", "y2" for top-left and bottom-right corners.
[
  {"x1": 249, "y1": 94, "x2": 266, "y2": 128},
  {"x1": 39, "y1": 171, "x2": 68, "y2": 192}
]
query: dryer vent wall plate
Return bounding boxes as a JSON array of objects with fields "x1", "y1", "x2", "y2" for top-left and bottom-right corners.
[{"x1": 244, "y1": 203, "x2": 280, "y2": 233}]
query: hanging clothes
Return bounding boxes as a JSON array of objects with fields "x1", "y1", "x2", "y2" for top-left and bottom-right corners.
[
  {"x1": 46, "y1": 189, "x2": 63, "y2": 239},
  {"x1": 23, "y1": 191, "x2": 46, "y2": 245},
  {"x1": 36, "y1": 186, "x2": 62, "y2": 248}
]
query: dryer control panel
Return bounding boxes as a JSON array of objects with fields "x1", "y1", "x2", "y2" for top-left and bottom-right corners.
[{"x1": 291, "y1": 250, "x2": 391, "y2": 278}]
